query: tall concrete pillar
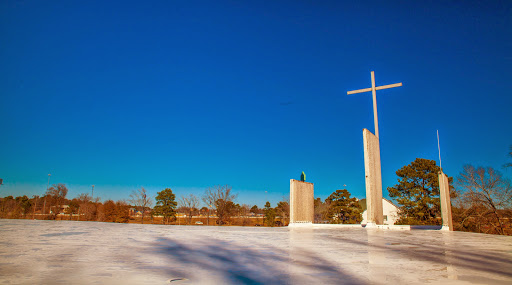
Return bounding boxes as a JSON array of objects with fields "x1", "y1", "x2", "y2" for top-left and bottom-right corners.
[
  {"x1": 289, "y1": 179, "x2": 314, "y2": 225},
  {"x1": 438, "y1": 171, "x2": 453, "y2": 231},
  {"x1": 363, "y1": 129, "x2": 383, "y2": 226}
]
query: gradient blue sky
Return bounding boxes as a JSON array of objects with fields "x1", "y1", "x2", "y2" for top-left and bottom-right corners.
[{"x1": 1, "y1": 1, "x2": 511, "y2": 207}]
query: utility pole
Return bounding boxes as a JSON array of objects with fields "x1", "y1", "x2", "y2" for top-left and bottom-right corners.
[{"x1": 43, "y1": 174, "x2": 51, "y2": 216}]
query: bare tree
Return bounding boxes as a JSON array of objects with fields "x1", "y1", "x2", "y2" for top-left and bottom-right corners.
[
  {"x1": 202, "y1": 185, "x2": 237, "y2": 225},
  {"x1": 505, "y1": 145, "x2": 512, "y2": 168},
  {"x1": 202, "y1": 196, "x2": 213, "y2": 225},
  {"x1": 46, "y1": 184, "x2": 68, "y2": 216},
  {"x1": 179, "y1": 194, "x2": 200, "y2": 224},
  {"x1": 77, "y1": 193, "x2": 92, "y2": 203},
  {"x1": 240, "y1": 204, "x2": 251, "y2": 217},
  {"x1": 129, "y1": 187, "x2": 153, "y2": 224},
  {"x1": 456, "y1": 165, "x2": 512, "y2": 235},
  {"x1": 235, "y1": 204, "x2": 252, "y2": 226},
  {"x1": 75, "y1": 193, "x2": 93, "y2": 221}
]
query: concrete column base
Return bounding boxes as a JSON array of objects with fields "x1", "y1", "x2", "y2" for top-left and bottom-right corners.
[
  {"x1": 289, "y1": 179, "x2": 314, "y2": 224},
  {"x1": 376, "y1": 225, "x2": 411, "y2": 230},
  {"x1": 363, "y1": 129, "x2": 384, "y2": 225},
  {"x1": 288, "y1": 222, "x2": 313, "y2": 228},
  {"x1": 439, "y1": 171, "x2": 454, "y2": 231}
]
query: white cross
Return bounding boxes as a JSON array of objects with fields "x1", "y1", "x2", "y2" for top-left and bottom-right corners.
[{"x1": 347, "y1": 71, "x2": 402, "y2": 138}]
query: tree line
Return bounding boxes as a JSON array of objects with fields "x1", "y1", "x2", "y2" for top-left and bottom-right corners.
[
  {"x1": 1, "y1": 146, "x2": 510, "y2": 234},
  {"x1": 0, "y1": 184, "x2": 290, "y2": 226}
]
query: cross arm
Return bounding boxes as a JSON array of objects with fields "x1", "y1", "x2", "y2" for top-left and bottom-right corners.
[
  {"x1": 347, "y1": 87, "x2": 372, "y2": 95},
  {"x1": 376, "y1": 82, "x2": 402, "y2": 91},
  {"x1": 347, "y1": 82, "x2": 403, "y2": 95}
]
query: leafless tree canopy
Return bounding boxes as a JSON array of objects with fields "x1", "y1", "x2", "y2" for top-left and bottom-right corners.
[
  {"x1": 179, "y1": 194, "x2": 200, "y2": 224},
  {"x1": 240, "y1": 204, "x2": 251, "y2": 217},
  {"x1": 203, "y1": 185, "x2": 237, "y2": 225},
  {"x1": 203, "y1": 185, "x2": 237, "y2": 206},
  {"x1": 46, "y1": 184, "x2": 68, "y2": 200},
  {"x1": 77, "y1": 193, "x2": 92, "y2": 204},
  {"x1": 129, "y1": 187, "x2": 153, "y2": 224},
  {"x1": 46, "y1": 184, "x2": 68, "y2": 216},
  {"x1": 504, "y1": 145, "x2": 512, "y2": 168},
  {"x1": 458, "y1": 166, "x2": 512, "y2": 209},
  {"x1": 456, "y1": 165, "x2": 512, "y2": 235}
]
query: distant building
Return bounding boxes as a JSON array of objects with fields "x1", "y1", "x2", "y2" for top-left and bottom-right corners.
[
  {"x1": 360, "y1": 198, "x2": 399, "y2": 225},
  {"x1": 61, "y1": 205, "x2": 69, "y2": 214}
]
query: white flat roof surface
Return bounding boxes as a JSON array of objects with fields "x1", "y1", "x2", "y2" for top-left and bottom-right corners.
[{"x1": 1, "y1": 219, "x2": 511, "y2": 284}]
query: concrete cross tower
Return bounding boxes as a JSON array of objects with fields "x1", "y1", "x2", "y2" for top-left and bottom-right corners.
[{"x1": 347, "y1": 71, "x2": 402, "y2": 226}]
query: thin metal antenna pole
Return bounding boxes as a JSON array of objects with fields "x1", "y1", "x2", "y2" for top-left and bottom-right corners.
[{"x1": 437, "y1": 130, "x2": 442, "y2": 170}]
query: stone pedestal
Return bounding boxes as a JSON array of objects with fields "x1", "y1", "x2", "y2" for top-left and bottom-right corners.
[
  {"x1": 363, "y1": 129, "x2": 384, "y2": 225},
  {"x1": 289, "y1": 179, "x2": 314, "y2": 224},
  {"x1": 438, "y1": 171, "x2": 453, "y2": 231}
]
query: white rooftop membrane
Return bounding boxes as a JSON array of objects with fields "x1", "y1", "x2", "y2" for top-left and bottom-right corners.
[{"x1": 1, "y1": 219, "x2": 511, "y2": 284}]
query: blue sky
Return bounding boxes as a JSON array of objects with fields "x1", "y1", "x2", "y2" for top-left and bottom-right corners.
[{"x1": 1, "y1": 1, "x2": 511, "y2": 207}]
